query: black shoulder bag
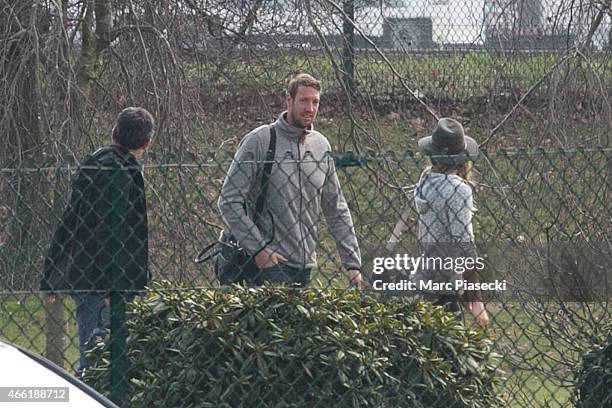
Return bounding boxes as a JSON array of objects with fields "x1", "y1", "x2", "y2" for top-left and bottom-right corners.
[{"x1": 196, "y1": 127, "x2": 277, "y2": 285}]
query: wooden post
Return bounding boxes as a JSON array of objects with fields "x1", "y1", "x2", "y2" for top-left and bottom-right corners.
[{"x1": 44, "y1": 294, "x2": 66, "y2": 368}]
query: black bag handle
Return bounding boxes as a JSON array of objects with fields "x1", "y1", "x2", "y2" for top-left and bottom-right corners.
[{"x1": 194, "y1": 241, "x2": 219, "y2": 263}]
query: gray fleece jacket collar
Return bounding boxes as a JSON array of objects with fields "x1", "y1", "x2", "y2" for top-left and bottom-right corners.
[{"x1": 273, "y1": 111, "x2": 313, "y2": 140}]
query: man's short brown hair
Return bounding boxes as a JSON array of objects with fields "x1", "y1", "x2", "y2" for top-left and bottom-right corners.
[
  {"x1": 112, "y1": 107, "x2": 155, "y2": 150},
  {"x1": 287, "y1": 73, "x2": 321, "y2": 99}
]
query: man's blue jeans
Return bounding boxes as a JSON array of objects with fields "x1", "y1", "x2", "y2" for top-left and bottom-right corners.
[{"x1": 72, "y1": 292, "x2": 110, "y2": 373}]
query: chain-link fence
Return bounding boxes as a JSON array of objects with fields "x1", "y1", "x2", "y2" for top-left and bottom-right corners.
[
  {"x1": 1, "y1": 147, "x2": 610, "y2": 406},
  {"x1": 1, "y1": 0, "x2": 611, "y2": 406},
  {"x1": 2, "y1": 0, "x2": 611, "y2": 166}
]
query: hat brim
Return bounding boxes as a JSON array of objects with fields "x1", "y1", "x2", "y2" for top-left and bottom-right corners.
[{"x1": 418, "y1": 135, "x2": 479, "y2": 164}]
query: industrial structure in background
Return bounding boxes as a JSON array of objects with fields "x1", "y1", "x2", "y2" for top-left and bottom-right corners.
[
  {"x1": 178, "y1": 0, "x2": 609, "y2": 52},
  {"x1": 485, "y1": 0, "x2": 574, "y2": 49},
  {"x1": 382, "y1": 17, "x2": 437, "y2": 49}
]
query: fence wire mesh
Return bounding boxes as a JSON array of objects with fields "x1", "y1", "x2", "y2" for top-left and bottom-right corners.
[
  {"x1": 1, "y1": 0, "x2": 611, "y2": 406},
  {"x1": 1, "y1": 148, "x2": 610, "y2": 407}
]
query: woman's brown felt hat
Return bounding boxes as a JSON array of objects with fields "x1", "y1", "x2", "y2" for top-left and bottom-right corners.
[{"x1": 418, "y1": 118, "x2": 478, "y2": 164}]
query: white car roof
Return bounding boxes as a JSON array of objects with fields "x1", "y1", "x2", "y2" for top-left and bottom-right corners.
[{"x1": 0, "y1": 340, "x2": 118, "y2": 407}]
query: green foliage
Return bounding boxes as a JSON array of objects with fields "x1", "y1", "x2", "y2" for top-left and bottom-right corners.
[
  {"x1": 576, "y1": 322, "x2": 612, "y2": 408},
  {"x1": 84, "y1": 281, "x2": 504, "y2": 407}
]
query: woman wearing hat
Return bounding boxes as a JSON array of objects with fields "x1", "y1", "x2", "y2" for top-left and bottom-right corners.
[{"x1": 413, "y1": 118, "x2": 489, "y2": 328}]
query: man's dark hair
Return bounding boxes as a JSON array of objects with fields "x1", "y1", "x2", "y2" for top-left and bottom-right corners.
[
  {"x1": 112, "y1": 107, "x2": 155, "y2": 149},
  {"x1": 287, "y1": 73, "x2": 321, "y2": 99}
]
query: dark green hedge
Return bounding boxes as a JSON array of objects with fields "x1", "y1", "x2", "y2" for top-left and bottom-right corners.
[
  {"x1": 84, "y1": 281, "x2": 504, "y2": 407},
  {"x1": 576, "y1": 322, "x2": 612, "y2": 408}
]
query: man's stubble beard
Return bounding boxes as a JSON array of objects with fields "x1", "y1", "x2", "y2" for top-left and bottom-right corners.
[{"x1": 288, "y1": 109, "x2": 316, "y2": 129}]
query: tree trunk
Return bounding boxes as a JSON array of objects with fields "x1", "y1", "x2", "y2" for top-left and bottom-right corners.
[
  {"x1": 74, "y1": 0, "x2": 96, "y2": 106},
  {"x1": 71, "y1": 0, "x2": 113, "y2": 151},
  {"x1": 95, "y1": 0, "x2": 112, "y2": 53}
]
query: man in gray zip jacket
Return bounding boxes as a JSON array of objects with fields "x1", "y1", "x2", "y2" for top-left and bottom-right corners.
[{"x1": 218, "y1": 73, "x2": 362, "y2": 287}]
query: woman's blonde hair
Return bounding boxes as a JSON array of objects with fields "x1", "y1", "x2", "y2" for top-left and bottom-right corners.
[{"x1": 424, "y1": 158, "x2": 473, "y2": 181}]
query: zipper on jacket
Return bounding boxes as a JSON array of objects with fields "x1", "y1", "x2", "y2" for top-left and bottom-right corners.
[{"x1": 297, "y1": 137, "x2": 306, "y2": 269}]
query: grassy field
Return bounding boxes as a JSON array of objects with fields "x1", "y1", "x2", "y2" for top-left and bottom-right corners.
[
  {"x1": 0, "y1": 294, "x2": 80, "y2": 371},
  {"x1": 185, "y1": 52, "x2": 612, "y2": 101}
]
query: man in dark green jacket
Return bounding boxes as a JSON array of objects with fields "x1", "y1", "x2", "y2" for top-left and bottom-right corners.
[{"x1": 41, "y1": 107, "x2": 154, "y2": 373}]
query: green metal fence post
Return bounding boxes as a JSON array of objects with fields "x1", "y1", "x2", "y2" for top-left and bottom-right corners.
[{"x1": 107, "y1": 165, "x2": 128, "y2": 406}]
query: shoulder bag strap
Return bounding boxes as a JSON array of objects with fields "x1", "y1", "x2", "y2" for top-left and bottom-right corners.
[{"x1": 253, "y1": 126, "x2": 276, "y2": 226}]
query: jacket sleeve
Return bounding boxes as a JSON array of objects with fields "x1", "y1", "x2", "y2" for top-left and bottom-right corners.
[
  {"x1": 448, "y1": 182, "x2": 482, "y2": 301},
  {"x1": 218, "y1": 132, "x2": 267, "y2": 256},
  {"x1": 321, "y1": 154, "x2": 362, "y2": 270},
  {"x1": 40, "y1": 208, "x2": 73, "y2": 291},
  {"x1": 40, "y1": 165, "x2": 85, "y2": 291}
]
